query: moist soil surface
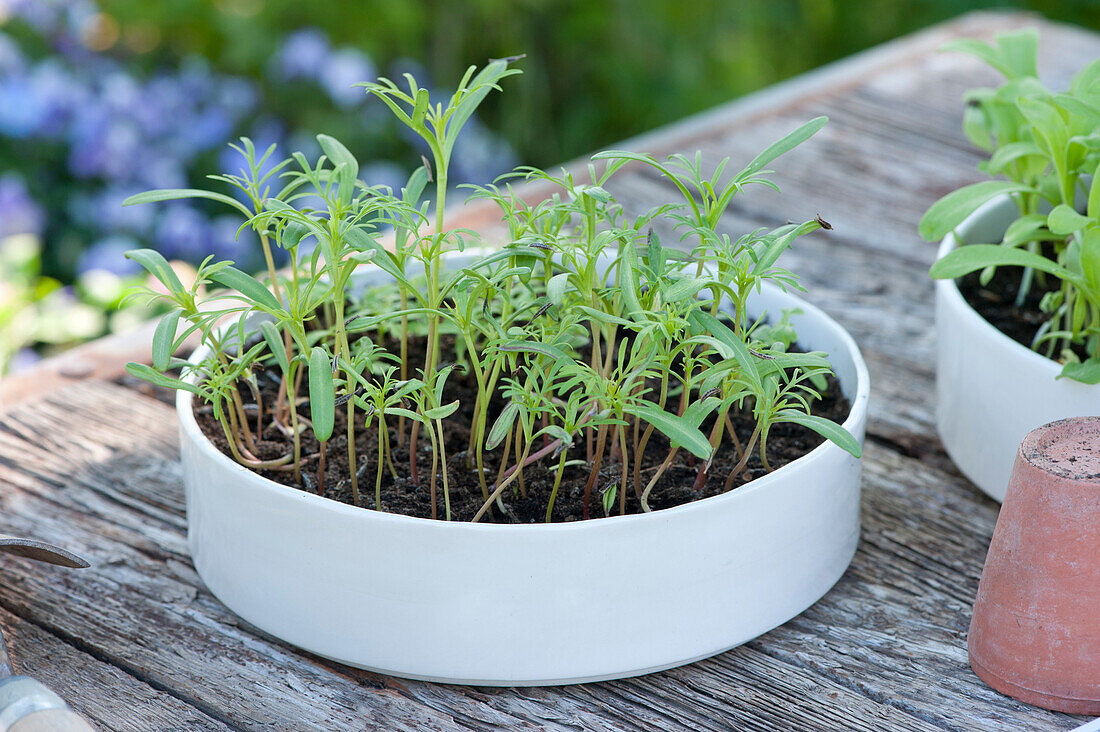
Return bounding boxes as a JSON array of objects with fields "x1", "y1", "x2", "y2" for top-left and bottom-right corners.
[
  {"x1": 957, "y1": 253, "x2": 1088, "y2": 362},
  {"x1": 195, "y1": 335, "x2": 851, "y2": 524}
]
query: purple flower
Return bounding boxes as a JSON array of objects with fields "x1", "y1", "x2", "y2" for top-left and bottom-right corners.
[
  {"x1": 7, "y1": 348, "x2": 40, "y2": 373},
  {"x1": 219, "y1": 119, "x2": 285, "y2": 182},
  {"x1": 319, "y1": 48, "x2": 374, "y2": 108},
  {"x1": 214, "y1": 76, "x2": 258, "y2": 119},
  {"x1": 0, "y1": 174, "x2": 44, "y2": 237},
  {"x1": 77, "y1": 235, "x2": 142, "y2": 276},
  {"x1": 449, "y1": 117, "x2": 518, "y2": 185},
  {"x1": 69, "y1": 186, "x2": 156, "y2": 235},
  {"x1": 208, "y1": 214, "x2": 258, "y2": 265},
  {"x1": 155, "y1": 204, "x2": 211, "y2": 261},
  {"x1": 28, "y1": 59, "x2": 84, "y2": 137},
  {"x1": 0, "y1": 33, "x2": 26, "y2": 75},
  {"x1": 0, "y1": 78, "x2": 47, "y2": 138},
  {"x1": 361, "y1": 161, "x2": 408, "y2": 194},
  {"x1": 274, "y1": 28, "x2": 330, "y2": 81}
]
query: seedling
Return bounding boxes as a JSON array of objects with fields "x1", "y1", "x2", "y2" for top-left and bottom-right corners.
[
  {"x1": 124, "y1": 58, "x2": 860, "y2": 522},
  {"x1": 921, "y1": 30, "x2": 1100, "y2": 382}
]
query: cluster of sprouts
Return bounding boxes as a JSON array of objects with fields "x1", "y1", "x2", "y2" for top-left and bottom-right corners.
[
  {"x1": 125, "y1": 58, "x2": 859, "y2": 522},
  {"x1": 922, "y1": 30, "x2": 1100, "y2": 383}
]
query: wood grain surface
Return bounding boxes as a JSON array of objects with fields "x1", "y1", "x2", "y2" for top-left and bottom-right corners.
[{"x1": 0, "y1": 10, "x2": 1096, "y2": 731}]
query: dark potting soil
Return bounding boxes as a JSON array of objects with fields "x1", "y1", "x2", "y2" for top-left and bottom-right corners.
[
  {"x1": 195, "y1": 335, "x2": 851, "y2": 524},
  {"x1": 956, "y1": 252, "x2": 1089, "y2": 363}
]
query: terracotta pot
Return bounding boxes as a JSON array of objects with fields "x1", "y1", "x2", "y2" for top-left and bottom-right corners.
[{"x1": 968, "y1": 416, "x2": 1100, "y2": 714}]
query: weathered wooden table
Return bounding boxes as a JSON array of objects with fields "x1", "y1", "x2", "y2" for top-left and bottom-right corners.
[{"x1": 1, "y1": 11, "x2": 1097, "y2": 731}]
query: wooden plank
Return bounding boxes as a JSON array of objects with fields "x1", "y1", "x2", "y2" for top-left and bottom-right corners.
[
  {"x1": 0, "y1": 606, "x2": 229, "y2": 731},
  {"x1": 0, "y1": 375, "x2": 1086, "y2": 730}
]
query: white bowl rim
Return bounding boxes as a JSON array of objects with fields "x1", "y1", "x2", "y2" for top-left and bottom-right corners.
[{"x1": 176, "y1": 279, "x2": 869, "y2": 535}]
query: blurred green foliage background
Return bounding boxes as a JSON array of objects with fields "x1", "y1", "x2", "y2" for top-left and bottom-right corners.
[
  {"x1": 101, "y1": 0, "x2": 1098, "y2": 167},
  {"x1": 0, "y1": 0, "x2": 1096, "y2": 376}
]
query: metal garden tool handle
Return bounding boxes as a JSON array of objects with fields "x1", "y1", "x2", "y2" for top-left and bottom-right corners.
[{"x1": 0, "y1": 534, "x2": 95, "y2": 730}]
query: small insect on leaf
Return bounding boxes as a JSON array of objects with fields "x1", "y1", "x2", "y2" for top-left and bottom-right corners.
[{"x1": 309, "y1": 347, "x2": 335, "y2": 443}]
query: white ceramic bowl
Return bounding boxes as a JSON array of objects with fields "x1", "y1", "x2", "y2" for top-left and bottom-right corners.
[
  {"x1": 936, "y1": 196, "x2": 1100, "y2": 503},
  {"x1": 178, "y1": 264, "x2": 869, "y2": 685}
]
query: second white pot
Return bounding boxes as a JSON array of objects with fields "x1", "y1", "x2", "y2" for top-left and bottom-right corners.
[{"x1": 935, "y1": 196, "x2": 1100, "y2": 502}]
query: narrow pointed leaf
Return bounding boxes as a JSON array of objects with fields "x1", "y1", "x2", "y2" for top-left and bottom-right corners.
[
  {"x1": 628, "y1": 402, "x2": 712, "y2": 460},
  {"x1": 260, "y1": 321, "x2": 289, "y2": 373},
  {"x1": 309, "y1": 347, "x2": 335, "y2": 442},
  {"x1": 208, "y1": 266, "x2": 283, "y2": 311},
  {"x1": 122, "y1": 188, "x2": 252, "y2": 217},
  {"x1": 125, "y1": 249, "x2": 185, "y2": 297},
  {"x1": 125, "y1": 362, "x2": 205, "y2": 397},
  {"x1": 930, "y1": 244, "x2": 1076, "y2": 281},
  {"x1": 740, "y1": 116, "x2": 827, "y2": 178},
  {"x1": 776, "y1": 409, "x2": 862, "y2": 458},
  {"x1": 487, "y1": 402, "x2": 520, "y2": 450},
  {"x1": 920, "y1": 181, "x2": 1034, "y2": 241},
  {"x1": 151, "y1": 310, "x2": 180, "y2": 372}
]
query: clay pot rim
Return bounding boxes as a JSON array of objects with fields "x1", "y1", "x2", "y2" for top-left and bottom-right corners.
[{"x1": 1019, "y1": 415, "x2": 1100, "y2": 483}]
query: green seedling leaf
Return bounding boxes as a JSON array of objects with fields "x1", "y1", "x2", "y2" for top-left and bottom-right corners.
[
  {"x1": 411, "y1": 87, "x2": 429, "y2": 127},
  {"x1": 688, "y1": 310, "x2": 756, "y2": 376},
  {"x1": 125, "y1": 362, "x2": 205, "y2": 397},
  {"x1": 1091, "y1": 162, "x2": 1100, "y2": 221},
  {"x1": 740, "y1": 116, "x2": 827, "y2": 178},
  {"x1": 464, "y1": 246, "x2": 545, "y2": 270},
  {"x1": 602, "y1": 483, "x2": 617, "y2": 516},
  {"x1": 208, "y1": 266, "x2": 283, "y2": 312},
  {"x1": 260, "y1": 321, "x2": 289, "y2": 373},
  {"x1": 317, "y1": 134, "x2": 358, "y2": 204},
  {"x1": 547, "y1": 272, "x2": 573, "y2": 305},
  {"x1": 618, "y1": 237, "x2": 644, "y2": 321},
  {"x1": 941, "y1": 30, "x2": 1038, "y2": 79},
  {"x1": 663, "y1": 277, "x2": 708, "y2": 303},
  {"x1": 776, "y1": 409, "x2": 862, "y2": 458},
  {"x1": 487, "y1": 401, "x2": 520, "y2": 450},
  {"x1": 1080, "y1": 228, "x2": 1100, "y2": 294},
  {"x1": 1002, "y1": 214, "x2": 1049, "y2": 247},
  {"x1": 122, "y1": 188, "x2": 251, "y2": 218},
  {"x1": 628, "y1": 402, "x2": 713, "y2": 460},
  {"x1": 151, "y1": 310, "x2": 180, "y2": 372},
  {"x1": 403, "y1": 165, "x2": 430, "y2": 204},
  {"x1": 498, "y1": 340, "x2": 574, "y2": 364},
  {"x1": 1048, "y1": 204, "x2": 1092, "y2": 236},
  {"x1": 1059, "y1": 357, "x2": 1100, "y2": 384},
  {"x1": 919, "y1": 181, "x2": 1034, "y2": 241},
  {"x1": 424, "y1": 401, "x2": 460, "y2": 420},
  {"x1": 125, "y1": 249, "x2": 185, "y2": 297},
  {"x1": 309, "y1": 347, "x2": 335, "y2": 442},
  {"x1": 930, "y1": 244, "x2": 1076, "y2": 281},
  {"x1": 281, "y1": 221, "x2": 310, "y2": 249},
  {"x1": 442, "y1": 58, "x2": 521, "y2": 159}
]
